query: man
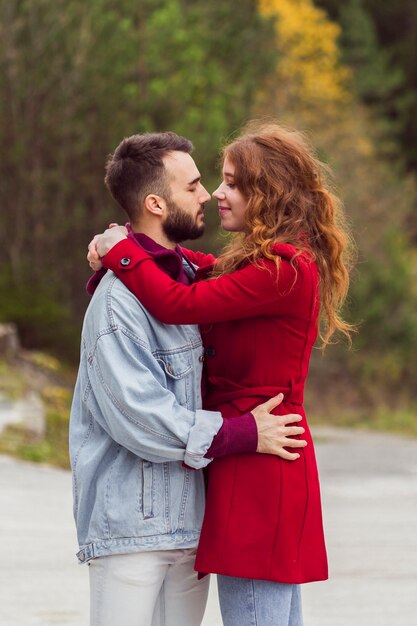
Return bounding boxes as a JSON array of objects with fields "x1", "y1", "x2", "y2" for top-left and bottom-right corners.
[{"x1": 71, "y1": 132, "x2": 306, "y2": 626}]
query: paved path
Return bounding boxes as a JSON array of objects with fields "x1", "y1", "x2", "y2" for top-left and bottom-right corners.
[{"x1": 1, "y1": 427, "x2": 416, "y2": 626}]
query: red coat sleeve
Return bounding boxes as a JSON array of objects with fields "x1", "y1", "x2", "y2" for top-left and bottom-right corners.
[
  {"x1": 179, "y1": 247, "x2": 217, "y2": 268},
  {"x1": 102, "y1": 238, "x2": 304, "y2": 325}
]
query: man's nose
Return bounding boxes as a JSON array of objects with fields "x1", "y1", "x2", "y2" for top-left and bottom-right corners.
[{"x1": 200, "y1": 186, "x2": 211, "y2": 203}]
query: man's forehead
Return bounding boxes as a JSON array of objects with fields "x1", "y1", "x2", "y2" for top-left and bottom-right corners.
[{"x1": 163, "y1": 151, "x2": 200, "y2": 183}]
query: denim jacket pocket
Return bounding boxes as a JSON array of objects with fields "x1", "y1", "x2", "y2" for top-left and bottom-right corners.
[
  {"x1": 142, "y1": 461, "x2": 154, "y2": 519},
  {"x1": 156, "y1": 351, "x2": 192, "y2": 408},
  {"x1": 156, "y1": 352, "x2": 192, "y2": 379}
]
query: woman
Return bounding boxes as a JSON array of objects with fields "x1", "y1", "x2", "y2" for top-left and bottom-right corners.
[{"x1": 90, "y1": 123, "x2": 353, "y2": 625}]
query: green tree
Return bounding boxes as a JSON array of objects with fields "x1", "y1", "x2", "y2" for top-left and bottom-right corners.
[
  {"x1": 0, "y1": 0, "x2": 276, "y2": 359},
  {"x1": 315, "y1": 0, "x2": 417, "y2": 173},
  {"x1": 257, "y1": 0, "x2": 417, "y2": 407}
]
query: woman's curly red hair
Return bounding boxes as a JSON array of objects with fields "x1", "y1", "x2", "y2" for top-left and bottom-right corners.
[{"x1": 212, "y1": 122, "x2": 355, "y2": 346}]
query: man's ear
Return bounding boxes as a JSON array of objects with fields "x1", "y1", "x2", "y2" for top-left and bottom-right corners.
[{"x1": 144, "y1": 194, "x2": 165, "y2": 216}]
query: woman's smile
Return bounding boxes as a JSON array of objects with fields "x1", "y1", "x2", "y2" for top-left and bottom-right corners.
[{"x1": 218, "y1": 205, "x2": 232, "y2": 217}]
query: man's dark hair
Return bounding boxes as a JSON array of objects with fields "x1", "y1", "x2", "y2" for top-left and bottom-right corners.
[{"x1": 104, "y1": 132, "x2": 193, "y2": 222}]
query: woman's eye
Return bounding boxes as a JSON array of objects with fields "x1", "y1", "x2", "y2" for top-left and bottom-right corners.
[{"x1": 227, "y1": 183, "x2": 236, "y2": 189}]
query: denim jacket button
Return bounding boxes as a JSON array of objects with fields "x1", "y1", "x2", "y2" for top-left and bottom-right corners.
[
  {"x1": 199, "y1": 354, "x2": 205, "y2": 362},
  {"x1": 166, "y1": 363, "x2": 174, "y2": 375},
  {"x1": 120, "y1": 257, "x2": 131, "y2": 267},
  {"x1": 79, "y1": 551, "x2": 85, "y2": 561}
]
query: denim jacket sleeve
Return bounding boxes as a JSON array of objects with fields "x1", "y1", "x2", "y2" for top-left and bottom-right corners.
[{"x1": 85, "y1": 327, "x2": 223, "y2": 468}]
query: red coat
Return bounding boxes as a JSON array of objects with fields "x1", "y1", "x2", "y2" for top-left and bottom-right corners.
[{"x1": 104, "y1": 240, "x2": 328, "y2": 584}]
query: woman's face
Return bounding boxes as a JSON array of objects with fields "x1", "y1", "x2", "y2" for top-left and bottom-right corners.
[{"x1": 212, "y1": 157, "x2": 248, "y2": 232}]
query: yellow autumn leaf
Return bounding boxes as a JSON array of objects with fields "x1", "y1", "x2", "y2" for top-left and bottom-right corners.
[{"x1": 258, "y1": 0, "x2": 351, "y2": 119}]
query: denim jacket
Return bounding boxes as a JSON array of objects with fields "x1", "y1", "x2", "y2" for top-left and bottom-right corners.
[{"x1": 69, "y1": 270, "x2": 223, "y2": 563}]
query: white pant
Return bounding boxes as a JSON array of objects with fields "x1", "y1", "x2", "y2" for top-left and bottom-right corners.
[{"x1": 88, "y1": 548, "x2": 209, "y2": 626}]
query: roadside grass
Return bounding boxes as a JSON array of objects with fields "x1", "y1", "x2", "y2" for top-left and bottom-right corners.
[
  {"x1": 0, "y1": 385, "x2": 71, "y2": 469},
  {"x1": 0, "y1": 359, "x2": 27, "y2": 399},
  {"x1": 310, "y1": 405, "x2": 417, "y2": 438},
  {"x1": 1, "y1": 356, "x2": 416, "y2": 470},
  {"x1": 2, "y1": 395, "x2": 416, "y2": 471},
  {"x1": 0, "y1": 356, "x2": 72, "y2": 469}
]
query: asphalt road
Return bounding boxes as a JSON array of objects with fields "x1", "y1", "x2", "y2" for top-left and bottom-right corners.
[{"x1": 1, "y1": 426, "x2": 416, "y2": 626}]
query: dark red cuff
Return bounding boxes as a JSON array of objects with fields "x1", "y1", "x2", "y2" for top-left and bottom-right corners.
[
  {"x1": 86, "y1": 268, "x2": 108, "y2": 296},
  {"x1": 204, "y1": 412, "x2": 258, "y2": 458}
]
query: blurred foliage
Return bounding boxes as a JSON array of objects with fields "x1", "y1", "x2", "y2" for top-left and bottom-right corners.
[
  {"x1": 346, "y1": 232, "x2": 417, "y2": 393},
  {"x1": 259, "y1": 0, "x2": 350, "y2": 119},
  {"x1": 0, "y1": 359, "x2": 27, "y2": 400},
  {"x1": 0, "y1": 0, "x2": 276, "y2": 357},
  {"x1": 256, "y1": 0, "x2": 417, "y2": 408},
  {"x1": 315, "y1": 0, "x2": 417, "y2": 176},
  {"x1": 0, "y1": 354, "x2": 74, "y2": 467},
  {"x1": 0, "y1": 0, "x2": 416, "y2": 424}
]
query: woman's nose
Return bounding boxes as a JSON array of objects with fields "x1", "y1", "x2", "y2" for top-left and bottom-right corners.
[{"x1": 213, "y1": 187, "x2": 225, "y2": 199}]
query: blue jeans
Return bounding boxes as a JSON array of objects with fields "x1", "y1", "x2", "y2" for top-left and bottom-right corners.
[{"x1": 217, "y1": 575, "x2": 303, "y2": 626}]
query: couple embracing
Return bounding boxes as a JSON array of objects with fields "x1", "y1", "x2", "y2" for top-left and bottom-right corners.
[{"x1": 70, "y1": 122, "x2": 352, "y2": 626}]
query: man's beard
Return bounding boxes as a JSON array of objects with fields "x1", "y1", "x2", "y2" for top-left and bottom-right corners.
[{"x1": 162, "y1": 198, "x2": 205, "y2": 243}]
